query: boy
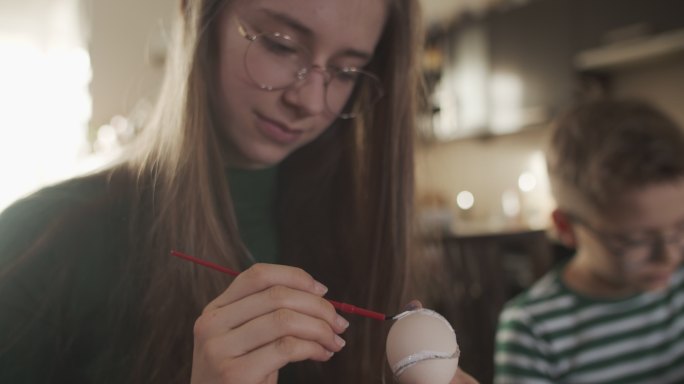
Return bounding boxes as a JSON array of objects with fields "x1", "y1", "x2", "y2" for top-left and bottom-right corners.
[{"x1": 494, "y1": 99, "x2": 684, "y2": 383}]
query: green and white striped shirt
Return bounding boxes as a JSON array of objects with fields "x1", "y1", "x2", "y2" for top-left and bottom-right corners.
[{"x1": 495, "y1": 263, "x2": 684, "y2": 384}]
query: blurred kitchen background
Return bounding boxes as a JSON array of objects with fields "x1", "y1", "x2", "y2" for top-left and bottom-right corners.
[{"x1": 1, "y1": 0, "x2": 683, "y2": 381}]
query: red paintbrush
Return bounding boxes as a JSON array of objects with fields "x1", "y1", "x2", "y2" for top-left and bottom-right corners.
[{"x1": 170, "y1": 250, "x2": 406, "y2": 321}]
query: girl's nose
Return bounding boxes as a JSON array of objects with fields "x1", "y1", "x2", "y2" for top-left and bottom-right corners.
[{"x1": 282, "y1": 69, "x2": 328, "y2": 117}]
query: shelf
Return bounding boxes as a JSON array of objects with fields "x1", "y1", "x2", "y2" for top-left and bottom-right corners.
[{"x1": 575, "y1": 28, "x2": 684, "y2": 71}]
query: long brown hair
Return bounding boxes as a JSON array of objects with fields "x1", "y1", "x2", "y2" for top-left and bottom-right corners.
[{"x1": 115, "y1": 0, "x2": 424, "y2": 382}]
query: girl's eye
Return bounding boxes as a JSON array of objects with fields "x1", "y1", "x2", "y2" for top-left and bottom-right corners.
[
  {"x1": 261, "y1": 35, "x2": 300, "y2": 56},
  {"x1": 335, "y1": 68, "x2": 361, "y2": 83}
]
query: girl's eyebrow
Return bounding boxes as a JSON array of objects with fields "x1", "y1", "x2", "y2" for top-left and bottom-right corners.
[
  {"x1": 260, "y1": 9, "x2": 312, "y2": 37},
  {"x1": 259, "y1": 9, "x2": 373, "y2": 62}
]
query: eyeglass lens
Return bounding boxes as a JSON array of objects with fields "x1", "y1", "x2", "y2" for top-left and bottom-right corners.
[
  {"x1": 244, "y1": 32, "x2": 382, "y2": 118},
  {"x1": 572, "y1": 213, "x2": 684, "y2": 262},
  {"x1": 620, "y1": 232, "x2": 684, "y2": 261}
]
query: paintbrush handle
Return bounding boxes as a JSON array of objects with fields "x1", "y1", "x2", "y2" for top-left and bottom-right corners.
[
  {"x1": 170, "y1": 250, "x2": 388, "y2": 321},
  {"x1": 327, "y1": 300, "x2": 387, "y2": 321},
  {"x1": 171, "y1": 250, "x2": 240, "y2": 276}
]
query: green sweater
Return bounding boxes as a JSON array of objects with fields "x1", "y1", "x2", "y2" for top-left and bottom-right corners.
[
  {"x1": 0, "y1": 169, "x2": 280, "y2": 383},
  {"x1": 227, "y1": 166, "x2": 279, "y2": 264}
]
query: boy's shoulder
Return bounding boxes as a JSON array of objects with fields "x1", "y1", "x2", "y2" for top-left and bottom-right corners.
[
  {"x1": 501, "y1": 263, "x2": 684, "y2": 324},
  {"x1": 500, "y1": 265, "x2": 572, "y2": 323},
  {"x1": 508, "y1": 267, "x2": 565, "y2": 305}
]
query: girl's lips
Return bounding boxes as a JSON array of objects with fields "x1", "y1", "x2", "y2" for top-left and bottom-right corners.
[{"x1": 255, "y1": 113, "x2": 302, "y2": 145}]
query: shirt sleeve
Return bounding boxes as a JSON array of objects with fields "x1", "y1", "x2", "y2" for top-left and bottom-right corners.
[{"x1": 494, "y1": 305, "x2": 555, "y2": 384}]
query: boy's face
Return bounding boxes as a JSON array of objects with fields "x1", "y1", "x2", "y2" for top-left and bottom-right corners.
[{"x1": 571, "y1": 179, "x2": 684, "y2": 294}]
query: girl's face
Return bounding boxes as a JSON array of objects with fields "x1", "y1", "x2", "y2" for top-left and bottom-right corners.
[{"x1": 214, "y1": 0, "x2": 388, "y2": 169}]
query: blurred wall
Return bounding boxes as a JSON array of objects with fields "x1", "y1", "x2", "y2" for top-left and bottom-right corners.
[
  {"x1": 611, "y1": 52, "x2": 684, "y2": 125},
  {"x1": 88, "y1": 0, "x2": 175, "y2": 132},
  {"x1": 416, "y1": 127, "x2": 554, "y2": 234}
]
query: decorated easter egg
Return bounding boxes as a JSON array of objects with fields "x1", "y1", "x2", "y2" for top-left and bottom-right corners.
[{"x1": 386, "y1": 309, "x2": 460, "y2": 384}]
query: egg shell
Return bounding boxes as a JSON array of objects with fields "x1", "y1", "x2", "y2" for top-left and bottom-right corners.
[{"x1": 386, "y1": 309, "x2": 459, "y2": 384}]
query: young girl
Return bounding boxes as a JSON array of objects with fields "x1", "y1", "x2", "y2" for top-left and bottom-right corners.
[{"x1": 0, "y1": 0, "x2": 450, "y2": 383}]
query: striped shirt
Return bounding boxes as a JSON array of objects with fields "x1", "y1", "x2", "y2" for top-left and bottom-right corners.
[{"x1": 494, "y1": 264, "x2": 684, "y2": 384}]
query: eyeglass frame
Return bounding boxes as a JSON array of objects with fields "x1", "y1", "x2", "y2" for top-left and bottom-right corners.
[
  {"x1": 566, "y1": 212, "x2": 684, "y2": 263},
  {"x1": 234, "y1": 17, "x2": 384, "y2": 119}
]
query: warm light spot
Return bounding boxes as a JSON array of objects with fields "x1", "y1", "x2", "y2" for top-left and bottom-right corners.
[
  {"x1": 490, "y1": 72, "x2": 523, "y2": 134},
  {"x1": 456, "y1": 190, "x2": 475, "y2": 210},
  {"x1": 501, "y1": 189, "x2": 521, "y2": 218},
  {"x1": 518, "y1": 172, "x2": 537, "y2": 192}
]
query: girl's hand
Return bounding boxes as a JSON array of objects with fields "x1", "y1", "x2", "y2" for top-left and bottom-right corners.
[
  {"x1": 450, "y1": 368, "x2": 479, "y2": 384},
  {"x1": 190, "y1": 263, "x2": 349, "y2": 384}
]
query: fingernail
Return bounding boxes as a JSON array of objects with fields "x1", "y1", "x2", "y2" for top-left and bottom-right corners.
[
  {"x1": 335, "y1": 335, "x2": 346, "y2": 348},
  {"x1": 403, "y1": 302, "x2": 419, "y2": 311},
  {"x1": 314, "y1": 281, "x2": 328, "y2": 295},
  {"x1": 335, "y1": 315, "x2": 350, "y2": 329}
]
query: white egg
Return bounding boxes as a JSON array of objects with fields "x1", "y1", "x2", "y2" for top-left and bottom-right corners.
[{"x1": 386, "y1": 309, "x2": 460, "y2": 384}]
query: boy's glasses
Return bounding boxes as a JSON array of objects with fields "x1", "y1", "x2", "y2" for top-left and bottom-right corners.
[
  {"x1": 237, "y1": 19, "x2": 384, "y2": 120},
  {"x1": 568, "y1": 213, "x2": 684, "y2": 264}
]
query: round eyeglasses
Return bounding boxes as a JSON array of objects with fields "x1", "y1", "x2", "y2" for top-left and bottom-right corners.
[{"x1": 237, "y1": 21, "x2": 384, "y2": 119}]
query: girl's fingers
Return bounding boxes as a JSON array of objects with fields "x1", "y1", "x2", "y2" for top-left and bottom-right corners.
[
  {"x1": 210, "y1": 285, "x2": 349, "y2": 333},
  {"x1": 213, "y1": 336, "x2": 335, "y2": 384},
  {"x1": 206, "y1": 263, "x2": 328, "y2": 310},
  {"x1": 220, "y1": 308, "x2": 347, "y2": 357},
  {"x1": 450, "y1": 368, "x2": 480, "y2": 384},
  {"x1": 192, "y1": 263, "x2": 348, "y2": 383},
  {"x1": 403, "y1": 299, "x2": 423, "y2": 311}
]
